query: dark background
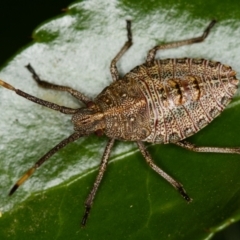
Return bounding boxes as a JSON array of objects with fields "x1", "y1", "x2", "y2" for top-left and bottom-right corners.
[
  {"x1": 0, "y1": 1, "x2": 239, "y2": 239},
  {"x1": 0, "y1": 0, "x2": 72, "y2": 67}
]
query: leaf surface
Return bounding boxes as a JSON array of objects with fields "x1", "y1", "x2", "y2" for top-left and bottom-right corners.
[{"x1": 1, "y1": 0, "x2": 240, "y2": 239}]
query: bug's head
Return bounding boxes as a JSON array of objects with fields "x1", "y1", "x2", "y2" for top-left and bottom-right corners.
[{"x1": 72, "y1": 108, "x2": 105, "y2": 135}]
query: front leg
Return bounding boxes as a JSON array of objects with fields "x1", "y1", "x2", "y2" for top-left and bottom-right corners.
[
  {"x1": 82, "y1": 138, "x2": 115, "y2": 226},
  {"x1": 0, "y1": 79, "x2": 79, "y2": 114},
  {"x1": 26, "y1": 64, "x2": 91, "y2": 105}
]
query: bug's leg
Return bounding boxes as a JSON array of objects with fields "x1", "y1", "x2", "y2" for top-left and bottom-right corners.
[
  {"x1": 174, "y1": 140, "x2": 240, "y2": 154},
  {"x1": 0, "y1": 79, "x2": 79, "y2": 114},
  {"x1": 110, "y1": 20, "x2": 133, "y2": 81},
  {"x1": 9, "y1": 131, "x2": 82, "y2": 196},
  {"x1": 137, "y1": 141, "x2": 192, "y2": 202},
  {"x1": 26, "y1": 64, "x2": 91, "y2": 105},
  {"x1": 82, "y1": 138, "x2": 115, "y2": 226},
  {"x1": 146, "y1": 20, "x2": 217, "y2": 63}
]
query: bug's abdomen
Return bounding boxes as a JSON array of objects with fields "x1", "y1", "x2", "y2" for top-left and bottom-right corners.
[{"x1": 126, "y1": 58, "x2": 239, "y2": 143}]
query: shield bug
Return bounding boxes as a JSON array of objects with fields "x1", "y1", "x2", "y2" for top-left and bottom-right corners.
[{"x1": 0, "y1": 19, "x2": 239, "y2": 226}]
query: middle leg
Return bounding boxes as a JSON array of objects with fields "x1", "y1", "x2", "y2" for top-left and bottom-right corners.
[
  {"x1": 110, "y1": 20, "x2": 133, "y2": 81},
  {"x1": 137, "y1": 141, "x2": 191, "y2": 202}
]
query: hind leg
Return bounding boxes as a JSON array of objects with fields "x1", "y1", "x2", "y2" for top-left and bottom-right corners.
[
  {"x1": 174, "y1": 140, "x2": 240, "y2": 154},
  {"x1": 146, "y1": 20, "x2": 216, "y2": 63}
]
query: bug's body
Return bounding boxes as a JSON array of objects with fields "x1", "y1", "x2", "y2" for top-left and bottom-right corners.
[
  {"x1": 86, "y1": 59, "x2": 238, "y2": 143},
  {"x1": 1, "y1": 19, "x2": 240, "y2": 227}
]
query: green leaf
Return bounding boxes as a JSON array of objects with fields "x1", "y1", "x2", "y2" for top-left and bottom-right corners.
[{"x1": 1, "y1": 0, "x2": 240, "y2": 239}]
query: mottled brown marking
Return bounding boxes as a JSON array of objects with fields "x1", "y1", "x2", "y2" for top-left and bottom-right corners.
[{"x1": 123, "y1": 56, "x2": 238, "y2": 143}]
